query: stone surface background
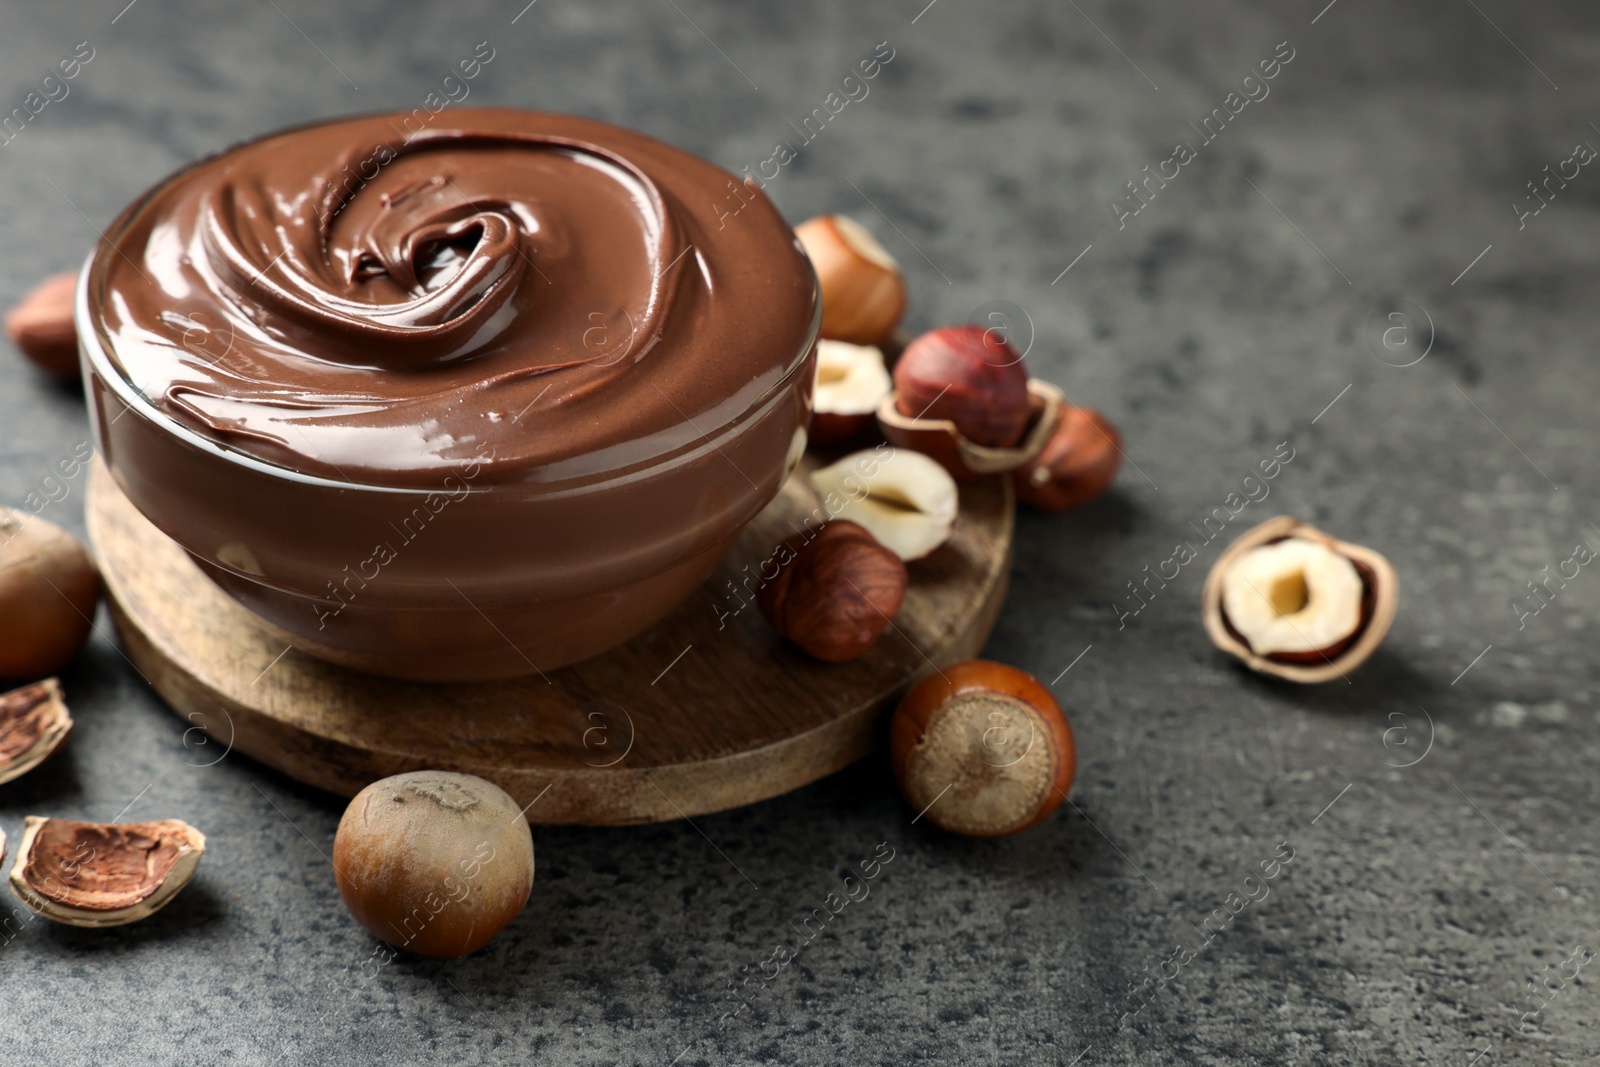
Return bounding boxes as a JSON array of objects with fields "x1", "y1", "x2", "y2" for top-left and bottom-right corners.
[{"x1": 2, "y1": 1, "x2": 1599, "y2": 1063}]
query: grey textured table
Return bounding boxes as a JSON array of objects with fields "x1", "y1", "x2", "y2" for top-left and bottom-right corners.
[{"x1": 2, "y1": 1, "x2": 1598, "y2": 1063}]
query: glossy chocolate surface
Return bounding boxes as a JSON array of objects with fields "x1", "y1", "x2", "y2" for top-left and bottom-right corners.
[{"x1": 90, "y1": 109, "x2": 815, "y2": 487}]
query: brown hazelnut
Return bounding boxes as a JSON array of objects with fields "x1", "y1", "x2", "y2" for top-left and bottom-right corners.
[
  {"x1": 5, "y1": 271, "x2": 79, "y2": 380},
  {"x1": 890, "y1": 660, "x2": 1076, "y2": 837},
  {"x1": 334, "y1": 770, "x2": 535, "y2": 958},
  {"x1": 0, "y1": 678, "x2": 73, "y2": 785},
  {"x1": 795, "y1": 215, "x2": 906, "y2": 346},
  {"x1": 0, "y1": 507, "x2": 100, "y2": 680},
  {"x1": 757, "y1": 520, "x2": 909, "y2": 662},
  {"x1": 1012, "y1": 405, "x2": 1122, "y2": 512},
  {"x1": 893, "y1": 325, "x2": 1031, "y2": 448},
  {"x1": 9, "y1": 816, "x2": 206, "y2": 927},
  {"x1": 1202, "y1": 516, "x2": 1398, "y2": 683}
]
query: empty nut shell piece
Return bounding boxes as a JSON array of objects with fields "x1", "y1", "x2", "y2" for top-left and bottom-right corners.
[
  {"x1": 5, "y1": 271, "x2": 79, "y2": 380},
  {"x1": 9, "y1": 816, "x2": 206, "y2": 927},
  {"x1": 1011, "y1": 404, "x2": 1122, "y2": 512},
  {"x1": 757, "y1": 520, "x2": 909, "y2": 662},
  {"x1": 890, "y1": 660, "x2": 1076, "y2": 838},
  {"x1": 0, "y1": 678, "x2": 73, "y2": 786},
  {"x1": 879, "y1": 378, "x2": 1063, "y2": 481},
  {"x1": 1202, "y1": 516, "x2": 1398, "y2": 683}
]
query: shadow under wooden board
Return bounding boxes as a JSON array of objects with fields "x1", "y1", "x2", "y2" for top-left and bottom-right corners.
[{"x1": 85, "y1": 457, "x2": 1014, "y2": 825}]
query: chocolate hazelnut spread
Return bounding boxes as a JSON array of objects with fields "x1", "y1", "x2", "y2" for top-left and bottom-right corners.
[
  {"x1": 90, "y1": 109, "x2": 815, "y2": 487},
  {"x1": 83, "y1": 110, "x2": 819, "y2": 680}
]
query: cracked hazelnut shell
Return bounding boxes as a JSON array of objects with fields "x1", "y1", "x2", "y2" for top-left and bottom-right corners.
[
  {"x1": 9, "y1": 816, "x2": 205, "y2": 927},
  {"x1": 890, "y1": 660, "x2": 1076, "y2": 838},
  {"x1": 1202, "y1": 516, "x2": 1398, "y2": 683},
  {"x1": 334, "y1": 770, "x2": 535, "y2": 958},
  {"x1": 0, "y1": 507, "x2": 100, "y2": 680},
  {"x1": 0, "y1": 678, "x2": 73, "y2": 785},
  {"x1": 757, "y1": 520, "x2": 908, "y2": 662},
  {"x1": 893, "y1": 325, "x2": 1032, "y2": 448},
  {"x1": 879, "y1": 378, "x2": 1063, "y2": 481}
]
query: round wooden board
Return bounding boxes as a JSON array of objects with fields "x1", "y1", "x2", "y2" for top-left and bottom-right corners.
[{"x1": 85, "y1": 457, "x2": 1013, "y2": 825}]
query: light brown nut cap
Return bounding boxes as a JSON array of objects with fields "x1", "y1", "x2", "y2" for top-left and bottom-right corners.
[
  {"x1": 1202, "y1": 516, "x2": 1399, "y2": 684},
  {"x1": 9, "y1": 816, "x2": 206, "y2": 927},
  {"x1": 890, "y1": 660, "x2": 1076, "y2": 837},
  {"x1": 0, "y1": 678, "x2": 73, "y2": 785}
]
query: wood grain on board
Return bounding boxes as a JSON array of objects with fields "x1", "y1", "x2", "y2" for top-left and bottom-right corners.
[{"x1": 86, "y1": 457, "x2": 1014, "y2": 825}]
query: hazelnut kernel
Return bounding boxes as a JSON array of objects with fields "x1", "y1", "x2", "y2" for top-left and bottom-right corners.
[
  {"x1": 893, "y1": 325, "x2": 1031, "y2": 448},
  {"x1": 757, "y1": 520, "x2": 908, "y2": 662},
  {"x1": 5, "y1": 271, "x2": 79, "y2": 380}
]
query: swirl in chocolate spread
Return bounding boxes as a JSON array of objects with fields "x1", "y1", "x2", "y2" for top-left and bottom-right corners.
[{"x1": 90, "y1": 110, "x2": 817, "y2": 488}]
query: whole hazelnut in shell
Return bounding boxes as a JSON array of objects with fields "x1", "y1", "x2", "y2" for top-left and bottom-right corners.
[
  {"x1": 894, "y1": 325, "x2": 1031, "y2": 448},
  {"x1": 795, "y1": 215, "x2": 906, "y2": 346},
  {"x1": 334, "y1": 770, "x2": 535, "y2": 957},
  {"x1": 1012, "y1": 405, "x2": 1122, "y2": 512},
  {"x1": 0, "y1": 507, "x2": 99, "y2": 680},
  {"x1": 890, "y1": 660, "x2": 1075, "y2": 838}
]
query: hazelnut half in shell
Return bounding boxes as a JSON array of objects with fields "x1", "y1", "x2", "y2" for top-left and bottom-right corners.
[
  {"x1": 892, "y1": 325, "x2": 1032, "y2": 449},
  {"x1": 9, "y1": 816, "x2": 206, "y2": 927},
  {"x1": 890, "y1": 660, "x2": 1076, "y2": 838},
  {"x1": 0, "y1": 678, "x2": 73, "y2": 786},
  {"x1": 1202, "y1": 516, "x2": 1398, "y2": 683},
  {"x1": 879, "y1": 379, "x2": 1063, "y2": 481}
]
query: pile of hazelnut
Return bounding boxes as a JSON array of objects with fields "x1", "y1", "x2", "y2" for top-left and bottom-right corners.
[
  {"x1": 765, "y1": 214, "x2": 1124, "y2": 669},
  {"x1": 734, "y1": 213, "x2": 1132, "y2": 839}
]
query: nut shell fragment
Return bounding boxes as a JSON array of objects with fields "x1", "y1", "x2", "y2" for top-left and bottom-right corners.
[
  {"x1": 9, "y1": 816, "x2": 205, "y2": 927},
  {"x1": 0, "y1": 678, "x2": 73, "y2": 785},
  {"x1": 1202, "y1": 516, "x2": 1398, "y2": 684}
]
